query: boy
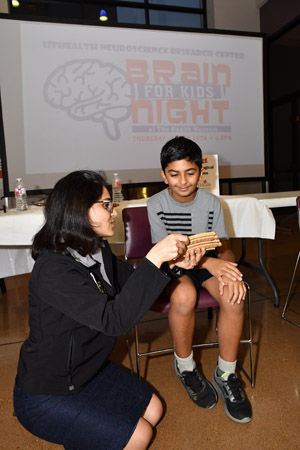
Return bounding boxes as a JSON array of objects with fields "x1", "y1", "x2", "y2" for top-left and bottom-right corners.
[{"x1": 147, "y1": 136, "x2": 252, "y2": 423}]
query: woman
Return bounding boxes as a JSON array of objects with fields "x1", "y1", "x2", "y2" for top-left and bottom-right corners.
[{"x1": 13, "y1": 170, "x2": 203, "y2": 450}]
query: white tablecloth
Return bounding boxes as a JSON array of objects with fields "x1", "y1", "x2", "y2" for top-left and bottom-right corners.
[
  {"x1": 0, "y1": 248, "x2": 34, "y2": 279},
  {"x1": 239, "y1": 191, "x2": 300, "y2": 209},
  {"x1": 0, "y1": 195, "x2": 276, "y2": 277},
  {"x1": 0, "y1": 206, "x2": 45, "y2": 246},
  {"x1": 0, "y1": 206, "x2": 45, "y2": 277}
]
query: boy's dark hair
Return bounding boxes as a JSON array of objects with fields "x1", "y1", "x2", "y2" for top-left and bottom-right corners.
[
  {"x1": 32, "y1": 170, "x2": 107, "y2": 260},
  {"x1": 160, "y1": 136, "x2": 202, "y2": 172}
]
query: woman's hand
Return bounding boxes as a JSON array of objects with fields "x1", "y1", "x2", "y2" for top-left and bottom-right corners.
[
  {"x1": 170, "y1": 247, "x2": 206, "y2": 270},
  {"x1": 146, "y1": 234, "x2": 189, "y2": 268}
]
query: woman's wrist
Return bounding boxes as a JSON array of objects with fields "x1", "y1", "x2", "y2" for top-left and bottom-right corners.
[{"x1": 145, "y1": 251, "x2": 163, "y2": 268}]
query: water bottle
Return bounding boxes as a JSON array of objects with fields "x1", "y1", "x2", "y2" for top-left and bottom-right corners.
[
  {"x1": 14, "y1": 178, "x2": 28, "y2": 211},
  {"x1": 112, "y1": 173, "x2": 123, "y2": 203}
]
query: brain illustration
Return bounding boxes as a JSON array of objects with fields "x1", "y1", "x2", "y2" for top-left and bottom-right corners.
[{"x1": 44, "y1": 59, "x2": 133, "y2": 140}]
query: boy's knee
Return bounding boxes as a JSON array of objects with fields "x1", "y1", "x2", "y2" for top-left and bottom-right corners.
[
  {"x1": 170, "y1": 285, "x2": 197, "y2": 312},
  {"x1": 219, "y1": 297, "x2": 245, "y2": 315}
]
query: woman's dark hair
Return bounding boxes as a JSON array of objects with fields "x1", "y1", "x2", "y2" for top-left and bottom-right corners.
[
  {"x1": 32, "y1": 170, "x2": 107, "y2": 260},
  {"x1": 160, "y1": 136, "x2": 202, "y2": 172}
]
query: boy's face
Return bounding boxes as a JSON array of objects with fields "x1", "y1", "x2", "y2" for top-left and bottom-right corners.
[{"x1": 161, "y1": 159, "x2": 203, "y2": 203}]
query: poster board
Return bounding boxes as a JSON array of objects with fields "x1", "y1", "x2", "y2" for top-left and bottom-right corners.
[
  {"x1": 0, "y1": 16, "x2": 265, "y2": 194},
  {"x1": 198, "y1": 154, "x2": 219, "y2": 196}
]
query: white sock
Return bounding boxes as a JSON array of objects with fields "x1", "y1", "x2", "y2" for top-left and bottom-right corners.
[
  {"x1": 218, "y1": 356, "x2": 237, "y2": 380},
  {"x1": 175, "y1": 351, "x2": 196, "y2": 373}
]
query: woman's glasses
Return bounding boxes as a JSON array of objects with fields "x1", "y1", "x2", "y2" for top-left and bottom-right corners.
[{"x1": 94, "y1": 200, "x2": 118, "y2": 212}]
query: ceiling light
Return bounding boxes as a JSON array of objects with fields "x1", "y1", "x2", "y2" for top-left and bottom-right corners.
[
  {"x1": 12, "y1": 0, "x2": 20, "y2": 6},
  {"x1": 99, "y1": 9, "x2": 108, "y2": 21}
]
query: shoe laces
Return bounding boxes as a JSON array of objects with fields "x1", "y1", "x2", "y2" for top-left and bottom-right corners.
[
  {"x1": 224, "y1": 374, "x2": 245, "y2": 402},
  {"x1": 183, "y1": 369, "x2": 205, "y2": 392}
]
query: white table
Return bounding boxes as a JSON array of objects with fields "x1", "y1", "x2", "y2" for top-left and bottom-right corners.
[
  {"x1": 0, "y1": 206, "x2": 45, "y2": 279},
  {"x1": 236, "y1": 191, "x2": 300, "y2": 305},
  {"x1": 240, "y1": 191, "x2": 300, "y2": 232},
  {"x1": 1, "y1": 196, "x2": 275, "y2": 247},
  {"x1": 0, "y1": 195, "x2": 279, "y2": 303},
  {"x1": 239, "y1": 191, "x2": 300, "y2": 208}
]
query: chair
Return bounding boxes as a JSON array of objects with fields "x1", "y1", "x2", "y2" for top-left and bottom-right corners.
[
  {"x1": 122, "y1": 206, "x2": 254, "y2": 386},
  {"x1": 281, "y1": 196, "x2": 300, "y2": 328}
]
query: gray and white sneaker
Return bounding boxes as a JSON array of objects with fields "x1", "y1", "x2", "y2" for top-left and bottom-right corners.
[
  {"x1": 174, "y1": 359, "x2": 217, "y2": 409},
  {"x1": 212, "y1": 367, "x2": 252, "y2": 423}
]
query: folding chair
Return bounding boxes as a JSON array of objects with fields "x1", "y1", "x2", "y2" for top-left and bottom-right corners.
[
  {"x1": 281, "y1": 196, "x2": 300, "y2": 328},
  {"x1": 122, "y1": 206, "x2": 254, "y2": 386}
]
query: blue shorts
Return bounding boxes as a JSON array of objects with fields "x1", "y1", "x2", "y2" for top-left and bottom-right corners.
[{"x1": 14, "y1": 361, "x2": 152, "y2": 450}]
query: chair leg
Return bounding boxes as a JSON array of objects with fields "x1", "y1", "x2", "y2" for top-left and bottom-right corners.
[
  {"x1": 246, "y1": 283, "x2": 254, "y2": 386},
  {"x1": 0, "y1": 278, "x2": 6, "y2": 294},
  {"x1": 134, "y1": 324, "x2": 141, "y2": 379},
  {"x1": 281, "y1": 251, "x2": 300, "y2": 328},
  {"x1": 125, "y1": 333, "x2": 134, "y2": 374},
  {"x1": 238, "y1": 282, "x2": 254, "y2": 387}
]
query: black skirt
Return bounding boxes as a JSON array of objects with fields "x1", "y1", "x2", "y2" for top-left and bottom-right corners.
[{"x1": 13, "y1": 361, "x2": 153, "y2": 450}]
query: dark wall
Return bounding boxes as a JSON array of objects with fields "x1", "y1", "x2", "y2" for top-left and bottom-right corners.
[
  {"x1": 260, "y1": 1, "x2": 300, "y2": 191},
  {"x1": 260, "y1": 0, "x2": 300, "y2": 35}
]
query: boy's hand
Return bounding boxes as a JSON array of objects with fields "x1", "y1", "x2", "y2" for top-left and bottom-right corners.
[
  {"x1": 173, "y1": 247, "x2": 206, "y2": 270},
  {"x1": 205, "y1": 258, "x2": 243, "y2": 285},
  {"x1": 146, "y1": 234, "x2": 189, "y2": 268},
  {"x1": 218, "y1": 275, "x2": 246, "y2": 304}
]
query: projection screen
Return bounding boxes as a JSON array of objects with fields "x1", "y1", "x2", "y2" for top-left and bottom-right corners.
[{"x1": 0, "y1": 16, "x2": 266, "y2": 194}]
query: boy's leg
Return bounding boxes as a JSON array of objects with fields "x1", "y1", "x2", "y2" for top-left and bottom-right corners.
[
  {"x1": 165, "y1": 275, "x2": 217, "y2": 409},
  {"x1": 202, "y1": 277, "x2": 244, "y2": 362},
  {"x1": 166, "y1": 275, "x2": 197, "y2": 358},
  {"x1": 202, "y1": 277, "x2": 252, "y2": 423}
]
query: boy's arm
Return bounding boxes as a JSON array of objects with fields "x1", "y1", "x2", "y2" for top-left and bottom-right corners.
[
  {"x1": 197, "y1": 239, "x2": 243, "y2": 281},
  {"x1": 199, "y1": 240, "x2": 246, "y2": 303}
]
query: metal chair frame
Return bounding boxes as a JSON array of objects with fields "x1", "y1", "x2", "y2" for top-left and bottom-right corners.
[
  {"x1": 123, "y1": 206, "x2": 254, "y2": 386},
  {"x1": 281, "y1": 196, "x2": 300, "y2": 328}
]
